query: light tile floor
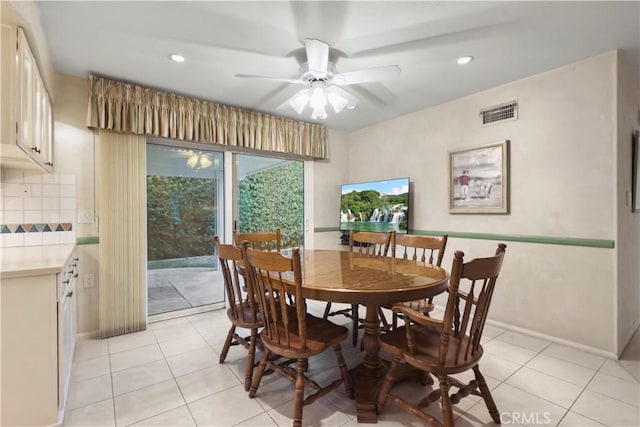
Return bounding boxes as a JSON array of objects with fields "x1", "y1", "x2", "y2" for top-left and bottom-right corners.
[{"x1": 65, "y1": 301, "x2": 640, "y2": 427}]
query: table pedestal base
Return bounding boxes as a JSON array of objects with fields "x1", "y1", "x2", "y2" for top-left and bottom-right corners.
[{"x1": 353, "y1": 364, "x2": 386, "y2": 423}]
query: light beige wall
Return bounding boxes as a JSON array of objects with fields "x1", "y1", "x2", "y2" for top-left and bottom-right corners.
[
  {"x1": 616, "y1": 51, "x2": 640, "y2": 354},
  {"x1": 52, "y1": 74, "x2": 99, "y2": 334},
  {"x1": 311, "y1": 128, "x2": 349, "y2": 250},
  {"x1": 342, "y1": 52, "x2": 619, "y2": 353}
]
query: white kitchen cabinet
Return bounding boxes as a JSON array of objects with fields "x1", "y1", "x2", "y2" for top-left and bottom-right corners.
[
  {"x1": 0, "y1": 245, "x2": 77, "y2": 426},
  {"x1": 0, "y1": 25, "x2": 53, "y2": 172}
]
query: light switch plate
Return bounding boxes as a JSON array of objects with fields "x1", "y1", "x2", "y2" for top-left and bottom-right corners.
[{"x1": 83, "y1": 273, "x2": 94, "y2": 288}]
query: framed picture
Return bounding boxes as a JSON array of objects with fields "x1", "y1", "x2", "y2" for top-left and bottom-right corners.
[
  {"x1": 449, "y1": 140, "x2": 509, "y2": 214},
  {"x1": 633, "y1": 130, "x2": 639, "y2": 212}
]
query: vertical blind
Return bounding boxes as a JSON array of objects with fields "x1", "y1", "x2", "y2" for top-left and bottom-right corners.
[{"x1": 97, "y1": 130, "x2": 147, "y2": 338}]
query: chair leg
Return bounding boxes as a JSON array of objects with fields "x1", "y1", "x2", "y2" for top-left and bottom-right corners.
[
  {"x1": 378, "y1": 306, "x2": 391, "y2": 332},
  {"x1": 333, "y1": 344, "x2": 353, "y2": 397},
  {"x1": 438, "y1": 375, "x2": 454, "y2": 427},
  {"x1": 293, "y1": 358, "x2": 306, "y2": 427},
  {"x1": 351, "y1": 304, "x2": 359, "y2": 346},
  {"x1": 219, "y1": 325, "x2": 236, "y2": 364},
  {"x1": 249, "y1": 349, "x2": 270, "y2": 398},
  {"x1": 473, "y1": 365, "x2": 500, "y2": 424},
  {"x1": 322, "y1": 302, "x2": 332, "y2": 319},
  {"x1": 377, "y1": 352, "x2": 402, "y2": 412},
  {"x1": 244, "y1": 328, "x2": 258, "y2": 392}
]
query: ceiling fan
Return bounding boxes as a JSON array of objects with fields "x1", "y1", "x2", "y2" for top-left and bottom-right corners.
[{"x1": 236, "y1": 39, "x2": 401, "y2": 120}]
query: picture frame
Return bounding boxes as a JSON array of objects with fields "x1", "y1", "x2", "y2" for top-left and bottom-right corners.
[
  {"x1": 632, "y1": 130, "x2": 639, "y2": 212},
  {"x1": 449, "y1": 140, "x2": 509, "y2": 214}
]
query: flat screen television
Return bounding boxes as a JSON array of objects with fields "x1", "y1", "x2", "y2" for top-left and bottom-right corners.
[{"x1": 340, "y1": 177, "x2": 409, "y2": 234}]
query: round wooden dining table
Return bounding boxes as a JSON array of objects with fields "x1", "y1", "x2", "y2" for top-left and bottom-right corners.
[{"x1": 293, "y1": 249, "x2": 450, "y2": 423}]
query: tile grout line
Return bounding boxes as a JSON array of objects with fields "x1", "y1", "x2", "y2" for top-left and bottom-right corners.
[
  {"x1": 108, "y1": 337, "x2": 117, "y2": 426},
  {"x1": 560, "y1": 358, "x2": 609, "y2": 427}
]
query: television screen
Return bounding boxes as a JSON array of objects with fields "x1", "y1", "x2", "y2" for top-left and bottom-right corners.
[{"x1": 340, "y1": 177, "x2": 409, "y2": 234}]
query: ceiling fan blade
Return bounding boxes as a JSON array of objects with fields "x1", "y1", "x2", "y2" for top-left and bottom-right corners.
[
  {"x1": 332, "y1": 65, "x2": 401, "y2": 86},
  {"x1": 235, "y1": 74, "x2": 306, "y2": 85},
  {"x1": 305, "y1": 39, "x2": 329, "y2": 76}
]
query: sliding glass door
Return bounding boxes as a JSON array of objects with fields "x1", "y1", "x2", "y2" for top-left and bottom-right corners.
[
  {"x1": 233, "y1": 154, "x2": 304, "y2": 248},
  {"x1": 146, "y1": 144, "x2": 224, "y2": 316}
]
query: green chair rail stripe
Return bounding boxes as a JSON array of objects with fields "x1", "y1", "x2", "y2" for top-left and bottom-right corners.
[
  {"x1": 313, "y1": 227, "x2": 614, "y2": 249},
  {"x1": 76, "y1": 236, "x2": 100, "y2": 245},
  {"x1": 78, "y1": 231, "x2": 615, "y2": 248}
]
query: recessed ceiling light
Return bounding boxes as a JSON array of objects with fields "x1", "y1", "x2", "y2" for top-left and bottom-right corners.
[
  {"x1": 457, "y1": 56, "x2": 473, "y2": 65},
  {"x1": 169, "y1": 54, "x2": 185, "y2": 63},
  {"x1": 346, "y1": 105, "x2": 356, "y2": 110}
]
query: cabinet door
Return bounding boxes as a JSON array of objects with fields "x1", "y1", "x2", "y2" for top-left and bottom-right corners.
[
  {"x1": 35, "y1": 76, "x2": 53, "y2": 166},
  {"x1": 17, "y1": 29, "x2": 35, "y2": 154},
  {"x1": 15, "y1": 28, "x2": 53, "y2": 171},
  {"x1": 44, "y1": 98, "x2": 53, "y2": 168},
  {"x1": 0, "y1": 25, "x2": 17, "y2": 147},
  {"x1": 58, "y1": 280, "x2": 76, "y2": 410}
]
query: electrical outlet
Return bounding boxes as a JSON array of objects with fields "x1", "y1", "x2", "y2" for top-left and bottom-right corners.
[
  {"x1": 83, "y1": 273, "x2": 95, "y2": 288},
  {"x1": 78, "y1": 210, "x2": 95, "y2": 223}
]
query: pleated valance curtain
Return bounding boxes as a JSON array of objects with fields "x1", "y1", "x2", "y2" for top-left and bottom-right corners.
[{"x1": 86, "y1": 75, "x2": 328, "y2": 159}]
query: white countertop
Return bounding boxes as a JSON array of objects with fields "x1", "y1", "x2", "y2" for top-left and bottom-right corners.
[{"x1": 1, "y1": 244, "x2": 77, "y2": 279}]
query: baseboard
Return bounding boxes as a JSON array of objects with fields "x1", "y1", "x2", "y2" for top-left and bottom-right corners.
[
  {"x1": 484, "y1": 318, "x2": 618, "y2": 360},
  {"x1": 76, "y1": 330, "x2": 99, "y2": 340},
  {"x1": 429, "y1": 303, "x2": 618, "y2": 360}
]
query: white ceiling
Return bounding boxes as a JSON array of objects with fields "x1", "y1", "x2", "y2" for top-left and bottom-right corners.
[{"x1": 35, "y1": 1, "x2": 639, "y2": 131}]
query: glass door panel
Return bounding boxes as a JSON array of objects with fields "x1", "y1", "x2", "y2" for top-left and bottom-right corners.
[
  {"x1": 146, "y1": 144, "x2": 224, "y2": 316},
  {"x1": 234, "y1": 154, "x2": 304, "y2": 248}
]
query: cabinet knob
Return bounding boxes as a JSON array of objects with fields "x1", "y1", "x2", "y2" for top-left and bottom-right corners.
[
  {"x1": 45, "y1": 162, "x2": 53, "y2": 166},
  {"x1": 73, "y1": 273, "x2": 79, "y2": 278},
  {"x1": 63, "y1": 279, "x2": 70, "y2": 285},
  {"x1": 66, "y1": 291, "x2": 73, "y2": 298},
  {"x1": 31, "y1": 146, "x2": 41, "y2": 154}
]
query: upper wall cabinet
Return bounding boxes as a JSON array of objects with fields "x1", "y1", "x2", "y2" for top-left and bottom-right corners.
[{"x1": 1, "y1": 26, "x2": 53, "y2": 172}]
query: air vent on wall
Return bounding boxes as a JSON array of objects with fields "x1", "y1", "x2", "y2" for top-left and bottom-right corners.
[{"x1": 480, "y1": 100, "x2": 518, "y2": 125}]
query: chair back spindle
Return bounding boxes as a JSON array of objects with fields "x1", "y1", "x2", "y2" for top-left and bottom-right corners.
[
  {"x1": 395, "y1": 234, "x2": 447, "y2": 266},
  {"x1": 234, "y1": 228, "x2": 282, "y2": 252},
  {"x1": 350, "y1": 230, "x2": 396, "y2": 257}
]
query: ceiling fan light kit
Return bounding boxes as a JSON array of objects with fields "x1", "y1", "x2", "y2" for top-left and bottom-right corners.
[
  {"x1": 237, "y1": 38, "x2": 401, "y2": 121},
  {"x1": 186, "y1": 153, "x2": 213, "y2": 170}
]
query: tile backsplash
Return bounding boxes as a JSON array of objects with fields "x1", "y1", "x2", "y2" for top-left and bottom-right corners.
[{"x1": 0, "y1": 170, "x2": 76, "y2": 247}]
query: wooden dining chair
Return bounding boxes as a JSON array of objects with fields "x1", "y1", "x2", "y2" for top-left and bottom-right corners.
[
  {"x1": 214, "y1": 236, "x2": 263, "y2": 392},
  {"x1": 377, "y1": 243, "x2": 507, "y2": 427},
  {"x1": 233, "y1": 228, "x2": 282, "y2": 251},
  {"x1": 389, "y1": 234, "x2": 448, "y2": 329},
  {"x1": 323, "y1": 230, "x2": 396, "y2": 346},
  {"x1": 242, "y1": 243, "x2": 352, "y2": 427}
]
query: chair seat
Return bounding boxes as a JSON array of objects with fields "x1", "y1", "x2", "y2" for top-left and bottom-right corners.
[
  {"x1": 380, "y1": 325, "x2": 482, "y2": 374},
  {"x1": 226, "y1": 300, "x2": 263, "y2": 328},
  {"x1": 261, "y1": 313, "x2": 349, "y2": 359}
]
